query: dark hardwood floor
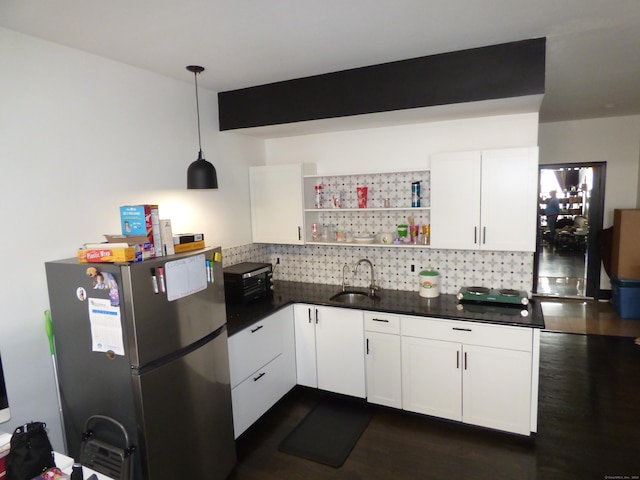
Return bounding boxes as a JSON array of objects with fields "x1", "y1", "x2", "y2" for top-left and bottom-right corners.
[{"x1": 229, "y1": 332, "x2": 640, "y2": 480}]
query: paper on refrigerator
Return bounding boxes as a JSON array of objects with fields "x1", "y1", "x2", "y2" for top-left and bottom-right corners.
[{"x1": 87, "y1": 298, "x2": 125, "y2": 356}]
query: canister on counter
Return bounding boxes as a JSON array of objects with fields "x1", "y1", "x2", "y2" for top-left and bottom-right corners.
[{"x1": 419, "y1": 269, "x2": 440, "y2": 298}]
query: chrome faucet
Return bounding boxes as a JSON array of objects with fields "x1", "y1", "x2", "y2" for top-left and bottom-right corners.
[
  {"x1": 354, "y1": 258, "x2": 380, "y2": 297},
  {"x1": 342, "y1": 263, "x2": 351, "y2": 292}
]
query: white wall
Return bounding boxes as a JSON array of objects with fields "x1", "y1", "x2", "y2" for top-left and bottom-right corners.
[
  {"x1": 265, "y1": 112, "x2": 540, "y2": 170},
  {"x1": 0, "y1": 28, "x2": 263, "y2": 450},
  {"x1": 539, "y1": 115, "x2": 640, "y2": 226}
]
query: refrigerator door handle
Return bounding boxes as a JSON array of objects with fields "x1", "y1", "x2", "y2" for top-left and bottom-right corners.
[{"x1": 132, "y1": 324, "x2": 227, "y2": 376}]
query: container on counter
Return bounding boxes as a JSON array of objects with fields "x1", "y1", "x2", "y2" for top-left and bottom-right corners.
[{"x1": 419, "y1": 269, "x2": 440, "y2": 298}]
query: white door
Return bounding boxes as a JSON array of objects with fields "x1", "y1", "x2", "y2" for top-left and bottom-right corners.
[
  {"x1": 315, "y1": 306, "x2": 365, "y2": 398},
  {"x1": 365, "y1": 331, "x2": 402, "y2": 408},
  {"x1": 480, "y1": 147, "x2": 539, "y2": 252},
  {"x1": 430, "y1": 151, "x2": 482, "y2": 250},
  {"x1": 293, "y1": 304, "x2": 317, "y2": 388},
  {"x1": 401, "y1": 336, "x2": 462, "y2": 421},
  {"x1": 462, "y1": 344, "x2": 532, "y2": 435},
  {"x1": 250, "y1": 164, "x2": 305, "y2": 244}
]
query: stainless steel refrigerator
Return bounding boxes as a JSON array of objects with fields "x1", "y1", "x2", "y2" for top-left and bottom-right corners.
[{"x1": 45, "y1": 247, "x2": 236, "y2": 480}]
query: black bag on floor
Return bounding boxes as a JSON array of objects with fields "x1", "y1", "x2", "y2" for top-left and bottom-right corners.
[{"x1": 5, "y1": 422, "x2": 56, "y2": 480}]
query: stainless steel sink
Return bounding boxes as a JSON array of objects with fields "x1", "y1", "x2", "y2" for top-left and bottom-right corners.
[{"x1": 329, "y1": 290, "x2": 372, "y2": 305}]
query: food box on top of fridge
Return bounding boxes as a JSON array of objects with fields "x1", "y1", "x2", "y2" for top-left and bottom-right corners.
[{"x1": 77, "y1": 246, "x2": 141, "y2": 263}]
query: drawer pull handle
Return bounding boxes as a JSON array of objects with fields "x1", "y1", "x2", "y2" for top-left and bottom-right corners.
[
  {"x1": 366, "y1": 338, "x2": 370, "y2": 355},
  {"x1": 250, "y1": 325, "x2": 264, "y2": 333},
  {"x1": 253, "y1": 372, "x2": 266, "y2": 382},
  {"x1": 456, "y1": 351, "x2": 460, "y2": 369},
  {"x1": 372, "y1": 318, "x2": 389, "y2": 323},
  {"x1": 452, "y1": 327, "x2": 472, "y2": 332},
  {"x1": 308, "y1": 308, "x2": 312, "y2": 323},
  {"x1": 464, "y1": 352, "x2": 468, "y2": 370}
]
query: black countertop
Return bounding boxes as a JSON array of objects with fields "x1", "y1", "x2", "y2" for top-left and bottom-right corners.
[{"x1": 225, "y1": 280, "x2": 545, "y2": 336}]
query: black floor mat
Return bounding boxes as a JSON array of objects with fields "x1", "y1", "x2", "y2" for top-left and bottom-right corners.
[{"x1": 278, "y1": 395, "x2": 373, "y2": 467}]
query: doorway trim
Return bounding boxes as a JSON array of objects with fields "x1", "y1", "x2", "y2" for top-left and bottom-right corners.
[{"x1": 534, "y1": 162, "x2": 606, "y2": 299}]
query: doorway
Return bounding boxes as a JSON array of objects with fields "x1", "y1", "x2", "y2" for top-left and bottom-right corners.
[{"x1": 534, "y1": 162, "x2": 606, "y2": 299}]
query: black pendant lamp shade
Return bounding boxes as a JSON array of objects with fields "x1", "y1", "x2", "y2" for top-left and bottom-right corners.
[{"x1": 186, "y1": 65, "x2": 218, "y2": 189}]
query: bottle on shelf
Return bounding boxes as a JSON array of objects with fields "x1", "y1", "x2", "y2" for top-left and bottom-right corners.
[
  {"x1": 411, "y1": 181, "x2": 421, "y2": 207},
  {"x1": 314, "y1": 184, "x2": 323, "y2": 208}
]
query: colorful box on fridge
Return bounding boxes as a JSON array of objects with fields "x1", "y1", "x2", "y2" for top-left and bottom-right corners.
[
  {"x1": 77, "y1": 247, "x2": 140, "y2": 263},
  {"x1": 120, "y1": 205, "x2": 162, "y2": 258}
]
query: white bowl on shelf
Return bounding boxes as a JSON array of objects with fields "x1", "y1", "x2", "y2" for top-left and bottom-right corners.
[{"x1": 353, "y1": 236, "x2": 375, "y2": 244}]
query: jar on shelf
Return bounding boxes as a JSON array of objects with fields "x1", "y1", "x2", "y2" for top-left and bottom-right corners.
[{"x1": 315, "y1": 184, "x2": 324, "y2": 208}]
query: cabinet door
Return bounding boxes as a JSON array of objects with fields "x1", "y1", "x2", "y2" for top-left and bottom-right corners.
[
  {"x1": 315, "y1": 306, "x2": 365, "y2": 398},
  {"x1": 401, "y1": 336, "x2": 462, "y2": 421},
  {"x1": 480, "y1": 147, "x2": 538, "y2": 252},
  {"x1": 462, "y1": 344, "x2": 532, "y2": 435},
  {"x1": 250, "y1": 164, "x2": 305, "y2": 244},
  {"x1": 293, "y1": 304, "x2": 318, "y2": 388},
  {"x1": 430, "y1": 151, "x2": 482, "y2": 250},
  {"x1": 366, "y1": 331, "x2": 402, "y2": 408}
]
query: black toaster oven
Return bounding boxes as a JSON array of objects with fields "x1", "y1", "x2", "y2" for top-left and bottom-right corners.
[{"x1": 223, "y1": 262, "x2": 273, "y2": 304}]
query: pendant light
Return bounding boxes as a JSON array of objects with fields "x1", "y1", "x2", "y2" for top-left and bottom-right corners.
[{"x1": 186, "y1": 65, "x2": 218, "y2": 189}]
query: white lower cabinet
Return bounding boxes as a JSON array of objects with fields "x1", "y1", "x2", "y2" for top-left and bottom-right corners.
[
  {"x1": 294, "y1": 304, "x2": 366, "y2": 398},
  {"x1": 231, "y1": 303, "x2": 539, "y2": 437},
  {"x1": 461, "y1": 344, "x2": 533, "y2": 434},
  {"x1": 401, "y1": 336, "x2": 462, "y2": 421},
  {"x1": 364, "y1": 312, "x2": 402, "y2": 409},
  {"x1": 228, "y1": 306, "x2": 296, "y2": 438},
  {"x1": 400, "y1": 315, "x2": 536, "y2": 436}
]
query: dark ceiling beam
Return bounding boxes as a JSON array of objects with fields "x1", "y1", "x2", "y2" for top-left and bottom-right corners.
[{"x1": 218, "y1": 38, "x2": 546, "y2": 131}]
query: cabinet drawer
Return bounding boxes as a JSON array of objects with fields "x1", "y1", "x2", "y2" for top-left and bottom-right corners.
[
  {"x1": 364, "y1": 312, "x2": 400, "y2": 334},
  {"x1": 401, "y1": 316, "x2": 532, "y2": 351},
  {"x1": 228, "y1": 318, "x2": 283, "y2": 387},
  {"x1": 231, "y1": 354, "x2": 287, "y2": 438}
]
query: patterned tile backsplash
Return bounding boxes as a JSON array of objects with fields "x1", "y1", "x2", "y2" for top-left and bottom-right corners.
[{"x1": 222, "y1": 243, "x2": 534, "y2": 294}]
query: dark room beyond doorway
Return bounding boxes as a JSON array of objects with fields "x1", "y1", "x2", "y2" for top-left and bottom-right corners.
[{"x1": 535, "y1": 163, "x2": 606, "y2": 299}]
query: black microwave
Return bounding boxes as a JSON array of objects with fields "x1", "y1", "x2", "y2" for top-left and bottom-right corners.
[{"x1": 223, "y1": 262, "x2": 273, "y2": 304}]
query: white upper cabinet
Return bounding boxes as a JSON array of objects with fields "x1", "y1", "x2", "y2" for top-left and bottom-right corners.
[
  {"x1": 430, "y1": 147, "x2": 539, "y2": 252},
  {"x1": 249, "y1": 164, "x2": 316, "y2": 244}
]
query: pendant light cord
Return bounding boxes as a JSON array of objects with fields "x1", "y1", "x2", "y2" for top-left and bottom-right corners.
[{"x1": 194, "y1": 71, "x2": 203, "y2": 155}]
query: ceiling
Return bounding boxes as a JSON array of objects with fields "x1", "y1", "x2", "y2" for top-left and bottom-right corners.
[{"x1": 2, "y1": 0, "x2": 640, "y2": 124}]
